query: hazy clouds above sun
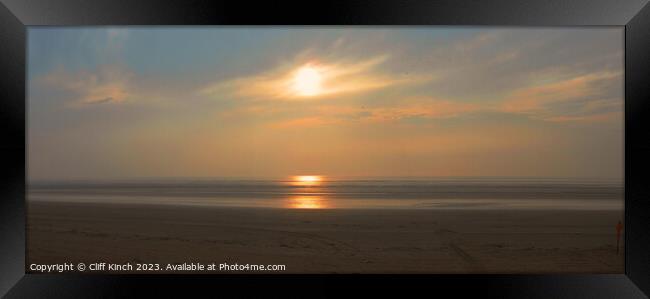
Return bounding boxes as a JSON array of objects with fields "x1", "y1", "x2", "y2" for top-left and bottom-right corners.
[{"x1": 28, "y1": 27, "x2": 623, "y2": 180}]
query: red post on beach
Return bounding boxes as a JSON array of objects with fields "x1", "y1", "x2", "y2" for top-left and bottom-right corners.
[{"x1": 616, "y1": 221, "x2": 623, "y2": 255}]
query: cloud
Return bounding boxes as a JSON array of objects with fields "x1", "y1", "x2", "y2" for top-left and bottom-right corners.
[
  {"x1": 40, "y1": 65, "x2": 133, "y2": 106},
  {"x1": 200, "y1": 53, "x2": 433, "y2": 101},
  {"x1": 396, "y1": 28, "x2": 623, "y2": 103},
  {"x1": 271, "y1": 97, "x2": 480, "y2": 128},
  {"x1": 365, "y1": 99, "x2": 479, "y2": 122},
  {"x1": 499, "y1": 70, "x2": 622, "y2": 122},
  {"x1": 542, "y1": 111, "x2": 622, "y2": 123}
]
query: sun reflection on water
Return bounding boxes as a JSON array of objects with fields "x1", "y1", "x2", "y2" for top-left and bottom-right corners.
[
  {"x1": 286, "y1": 175, "x2": 328, "y2": 208},
  {"x1": 287, "y1": 195, "x2": 328, "y2": 209}
]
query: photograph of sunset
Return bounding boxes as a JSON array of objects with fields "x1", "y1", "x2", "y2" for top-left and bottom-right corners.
[{"x1": 27, "y1": 27, "x2": 623, "y2": 273}]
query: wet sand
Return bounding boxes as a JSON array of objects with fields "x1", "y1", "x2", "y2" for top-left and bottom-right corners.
[{"x1": 27, "y1": 201, "x2": 624, "y2": 274}]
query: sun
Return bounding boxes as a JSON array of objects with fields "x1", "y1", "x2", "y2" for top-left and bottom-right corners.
[
  {"x1": 290, "y1": 175, "x2": 323, "y2": 186},
  {"x1": 295, "y1": 175, "x2": 321, "y2": 183},
  {"x1": 293, "y1": 66, "x2": 323, "y2": 96}
]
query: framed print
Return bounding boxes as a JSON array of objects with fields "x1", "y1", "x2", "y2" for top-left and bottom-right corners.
[{"x1": 1, "y1": 0, "x2": 650, "y2": 297}]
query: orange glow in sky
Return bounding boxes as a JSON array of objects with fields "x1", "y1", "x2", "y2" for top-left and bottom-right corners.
[{"x1": 27, "y1": 28, "x2": 624, "y2": 181}]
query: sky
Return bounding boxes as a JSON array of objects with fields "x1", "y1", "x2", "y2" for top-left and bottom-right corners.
[{"x1": 27, "y1": 27, "x2": 624, "y2": 181}]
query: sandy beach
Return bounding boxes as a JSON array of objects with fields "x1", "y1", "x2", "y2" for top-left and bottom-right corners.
[{"x1": 27, "y1": 201, "x2": 624, "y2": 274}]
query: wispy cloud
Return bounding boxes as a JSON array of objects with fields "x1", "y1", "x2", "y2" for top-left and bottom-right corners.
[
  {"x1": 499, "y1": 70, "x2": 622, "y2": 122},
  {"x1": 40, "y1": 65, "x2": 133, "y2": 106},
  {"x1": 365, "y1": 99, "x2": 479, "y2": 122},
  {"x1": 200, "y1": 54, "x2": 433, "y2": 101},
  {"x1": 542, "y1": 111, "x2": 622, "y2": 123},
  {"x1": 268, "y1": 97, "x2": 480, "y2": 128}
]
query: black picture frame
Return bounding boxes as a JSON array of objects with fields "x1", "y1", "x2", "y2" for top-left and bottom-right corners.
[{"x1": 1, "y1": 0, "x2": 650, "y2": 297}]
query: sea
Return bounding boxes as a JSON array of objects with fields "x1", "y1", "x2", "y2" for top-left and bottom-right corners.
[{"x1": 27, "y1": 177, "x2": 623, "y2": 210}]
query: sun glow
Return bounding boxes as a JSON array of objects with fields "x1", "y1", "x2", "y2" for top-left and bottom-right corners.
[
  {"x1": 295, "y1": 175, "x2": 321, "y2": 182},
  {"x1": 293, "y1": 66, "x2": 323, "y2": 96},
  {"x1": 290, "y1": 175, "x2": 324, "y2": 187}
]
